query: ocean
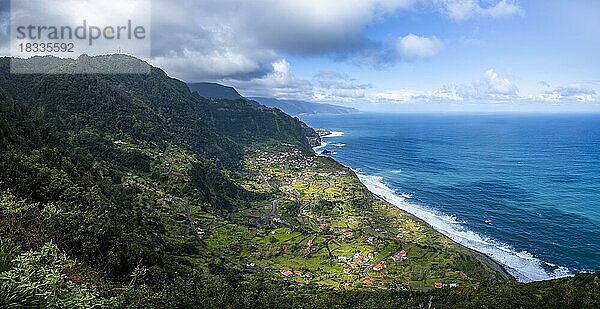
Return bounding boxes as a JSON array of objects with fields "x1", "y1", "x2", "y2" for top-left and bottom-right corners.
[{"x1": 301, "y1": 113, "x2": 600, "y2": 283}]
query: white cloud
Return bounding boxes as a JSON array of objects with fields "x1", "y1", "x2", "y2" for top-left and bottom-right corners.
[
  {"x1": 221, "y1": 59, "x2": 313, "y2": 100},
  {"x1": 213, "y1": 64, "x2": 598, "y2": 107},
  {"x1": 446, "y1": 69, "x2": 518, "y2": 100},
  {"x1": 372, "y1": 87, "x2": 463, "y2": 104},
  {"x1": 0, "y1": 0, "x2": 528, "y2": 98},
  {"x1": 575, "y1": 95, "x2": 595, "y2": 102},
  {"x1": 6, "y1": 0, "x2": 152, "y2": 59},
  {"x1": 0, "y1": 0, "x2": 532, "y2": 102},
  {"x1": 372, "y1": 72, "x2": 600, "y2": 107},
  {"x1": 438, "y1": 0, "x2": 523, "y2": 21},
  {"x1": 374, "y1": 90, "x2": 418, "y2": 102},
  {"x1": 530, "y1": 84, "x2": 596, "y2": 103},
  {"x1": 313, "y1": 89, "x2": 369, "y2": 102},
  {"x1": 313, "y1": 70, "x2": 372, "y2": 102},
  {"x1": 396, "y1": 34, "x2": 443, "y2": 61},
  {"x1": 429, "y1": 88, "x2": 463, "y2": 101},
  {"x1": 529, "y1": 92, "x2": 562, "y2": 102},
  {"x1": 372, "y1": 69, "x2": 518, "y2": 104},
  {"x1": 147, "y1": 0, "x2": 415, "y2": 82},
  {"x1": 483, "y1": 69, "x2": 518, "y2": 95},
  {"x1": 152, "y1": 48, "x2": 278, "y2": 81}
]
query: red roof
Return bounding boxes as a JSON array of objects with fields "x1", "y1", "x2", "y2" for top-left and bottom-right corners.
[
  {"x1": 434, "y1": 282, "x2": 443, "y2": 287},
  {"x1": 373, "y1": 264, "x2": 385, "y2": 271}
]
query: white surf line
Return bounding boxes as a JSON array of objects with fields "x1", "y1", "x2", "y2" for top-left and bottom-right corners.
[
  {"x1": 322, "y1": 131, "x2": 344, "y2": 138},
  {"x1": 313, "y1": 131, "x2": 344, "y2": 155},
  {"x1": 356, "y1": 173, "x2": 573, "y2": 283},
  {"x1": 312, "y1": 141, "x2": 328, "y2": 155}
]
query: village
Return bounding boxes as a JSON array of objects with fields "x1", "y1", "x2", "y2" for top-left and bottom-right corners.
[
  {"x1": 215, "y1": 142, "x2": 479, "y2": 289},
  {"x1": 108, "y1": 138, "x2": 483, "y2": 289}
]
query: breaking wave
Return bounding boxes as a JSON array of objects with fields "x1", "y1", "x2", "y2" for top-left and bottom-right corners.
[{"x1": 357, "y1": 173, "x2": 573, "y2": 283}]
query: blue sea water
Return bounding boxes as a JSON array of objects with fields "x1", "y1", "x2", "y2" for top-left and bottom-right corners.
[{"x1": 301, "y1": 113, "x2": 600, "y2": 282}]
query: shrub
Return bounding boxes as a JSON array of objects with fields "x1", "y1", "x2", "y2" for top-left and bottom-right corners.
[{"x1": 0, "y1": 242, "x2": 118, "y2": 308}]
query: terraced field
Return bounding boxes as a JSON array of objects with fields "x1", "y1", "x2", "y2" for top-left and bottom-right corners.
[{"x1": 190, "y1": 142, "x2": 507, "y2": 289}]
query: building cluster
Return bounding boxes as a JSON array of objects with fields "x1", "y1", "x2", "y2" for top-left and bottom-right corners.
[
  {"x1": 434, "y1": 282, "x2": 460, "y2": 288},
  {"x1": 391, "y1": 250, "x2": 407, "y2": 262},
  {"x1": 339, "y1": 252, "x2": 376, "y2": 273},
  {"x1": 253, "y1": 150, "x2": 316, "y2": 170}
]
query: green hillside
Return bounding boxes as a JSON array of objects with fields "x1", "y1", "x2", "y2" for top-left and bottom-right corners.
[{"x1": 0, "y1": 55, "x2": 598, "y2": 308}]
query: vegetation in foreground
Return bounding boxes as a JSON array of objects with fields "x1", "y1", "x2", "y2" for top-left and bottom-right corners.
[{"x1": 0, "y1": 55, "x2": 598, "y2": 308}]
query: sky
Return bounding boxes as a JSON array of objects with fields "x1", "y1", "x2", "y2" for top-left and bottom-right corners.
[{"x1": 1, "y1": 0, "x2": 600, "y2": 112}]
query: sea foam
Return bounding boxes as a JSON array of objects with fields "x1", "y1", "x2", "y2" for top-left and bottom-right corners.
[
  {"x1": 323, "y1": 131, "x2": 344, "y2": 138},
  {"x1": 313, "y1": 131, "x2": 344, "y2": 155},
  {"x1": 312, "y1": 142, "x2": 327, "y2": 155},
  {"x1": 357, "y1": 173, "x2": 573, "y2": 283}
]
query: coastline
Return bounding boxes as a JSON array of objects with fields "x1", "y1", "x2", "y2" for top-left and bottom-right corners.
[
  {"x1": 452, "y1": 238, "x2": 513, "y2": 280},
  {"x1": 365, "y1": 176, "x2": 513, "y2": 280},
  {"x1": 312, "y1": 137, "x2": 513, "y2": 281}
]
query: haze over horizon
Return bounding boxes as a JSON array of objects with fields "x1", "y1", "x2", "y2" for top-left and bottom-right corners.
[{"x1": 1, "y1": 0, "x2": 599, "y2": 112}]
